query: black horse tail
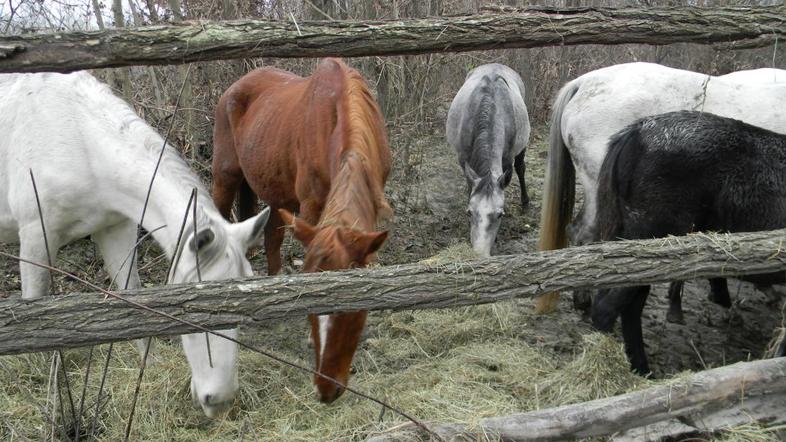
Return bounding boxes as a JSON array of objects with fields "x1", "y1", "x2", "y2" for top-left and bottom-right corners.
[{"x1": 596, "y1": 122, "x2": 644, "y2": 242}]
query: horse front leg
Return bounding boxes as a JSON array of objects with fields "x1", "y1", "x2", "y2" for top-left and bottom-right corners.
[
  {"x1": 593, "y1": 285, "x2": 652, "y2": 375},
  {"x1": 18, "y1": 224, "x2": 60, "y2": 300},
  {"x1": 264, "y1": 208, "x2": 286, "y2": 275},
  {"x1": 92, "y1": 221, "x2": 155, "y2": 361},
  {"x1": 514, "y1": 150, "x2": 528, "y2": 207}
]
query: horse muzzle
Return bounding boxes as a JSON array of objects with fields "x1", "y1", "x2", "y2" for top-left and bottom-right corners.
[
  {"x1": 317, "y1": 384, "x2": 346, "y2": 404},
  {"x1": 191, "y1": 380, "x2": 237, "y2": 418}
]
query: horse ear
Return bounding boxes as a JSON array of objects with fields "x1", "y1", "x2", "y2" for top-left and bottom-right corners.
[
  {"x1": 344, "y1": 230, "x2": 389, "y2": 260},
  {"x1": 189, "y1": 227, "x2": 215, "y2": 252},
  {"x1": 498, "y1": 169, "x2": 512, "y2": 188},
  {"x1": 233, "y1": 206, "x2": 270, "y2": 248},
  {"x1": 464, "y1": 163, "x2": 480, "y2": 184},
  {"x1": 279, "y1": 209, "x2": 317, "y2": 246}
]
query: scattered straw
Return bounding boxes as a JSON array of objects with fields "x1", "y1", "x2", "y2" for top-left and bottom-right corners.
[{"x1": 0, "y1": 244, "x2": 778, "y2": 440}]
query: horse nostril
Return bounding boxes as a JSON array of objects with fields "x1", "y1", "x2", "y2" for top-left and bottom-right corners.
[{"x1": 203, "y1": 394, "x2": 212, "y2": 405}]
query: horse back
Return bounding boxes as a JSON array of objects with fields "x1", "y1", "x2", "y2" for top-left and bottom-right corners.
[
  {"x1": 215, "y1": 59, "x2": 388, "y2": 216},
  {"x1": 447, "y1": 65, "x2": 528, "y2": 174},
  {"x1": 599, "y1": 111, "x2": 786, "y2": 241},
  {"x1": 215, "y1": 61, "x2": 354, "y2": 209}
]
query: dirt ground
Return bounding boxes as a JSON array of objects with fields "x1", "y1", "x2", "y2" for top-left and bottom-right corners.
[
  {"x1": 363, "y1": 121, "x2": 784, "y2": 379},
  {"x1": 0, "y1": 120, "x2": 784, "y2": 435}
]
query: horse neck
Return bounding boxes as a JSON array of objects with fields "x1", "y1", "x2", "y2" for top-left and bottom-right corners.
[
  {"x1": 318, "y1": 74, "x2": 389, "y2": 231},
  {"x1": 320, "y1": 152, "x2": 379, "y2": 231},
  {"x1": 105, "y1": 125, "x2": 221, "y2": 258},
  {"x1": 468, "y1": 95, "x2": 504, "y2": 178}
]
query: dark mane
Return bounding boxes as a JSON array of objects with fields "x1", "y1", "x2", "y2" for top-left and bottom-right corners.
[{"x1": 467, "y1": 82, "x2": 498, "y2": 178}]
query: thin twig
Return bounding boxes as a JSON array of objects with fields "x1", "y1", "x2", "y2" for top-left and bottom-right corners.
[
  {"x1": 31, "y1": 170, "x2": 76, "y2": 436},
  {"x1": 165, "y1": 191, "x2": 195, "y2": 283},
  {"x1": 191, "y1": 187, "x2": 212, "y2": 368},
  {"x1": 28, "y1": 169, "x2": 54, "y2": 292},
  {"x1": 89, "y1": 343, "x2": 113, "y2": 438},
  {"x1": 53, "y1": 353, "x2": 70, "y2": 442},
  {"x1": 73, "y1": 345, "x2": 94, "y2": 442},
  {"x1": 57, "y1": 350, "x2": 78, "y2": 431},
  {"x1": 123, "y1": 63, "x2": 192, "y2": 291},
  {"x1": 117, "y1": 62, "x2": 192, "y2": 441},
  {"x1": 2, "y1": 252, "x2": 443, "y2": 442},
  {"x1": 123, "y1": 337, "x2": 153, "y2": 442}
]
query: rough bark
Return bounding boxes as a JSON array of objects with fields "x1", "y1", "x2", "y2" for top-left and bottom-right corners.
[
  {"x1": 112, "y1": 0, "x2": 133, "y2": 101},
  {"x1": 366, "y1": 358, "x2": 786, "y2": 442},
  {"x1": 0, "y1": 6, "x2": 784, "y2": 73},
  {"x1": 0, "y1": 229, "x2": 785, "y2": 355}
]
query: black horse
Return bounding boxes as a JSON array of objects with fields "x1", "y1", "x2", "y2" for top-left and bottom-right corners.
[{"x1": 591, "y1": 110, "x2": 786, "y2": 375}]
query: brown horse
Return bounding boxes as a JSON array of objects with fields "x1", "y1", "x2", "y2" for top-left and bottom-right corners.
[{"x1": 212, "y1": 58, "x2": 392, "y2": 403}]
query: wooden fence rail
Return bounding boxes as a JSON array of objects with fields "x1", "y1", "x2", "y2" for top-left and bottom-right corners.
[
  {"x1": 366, "y1": 357, "x2": 786, "y2": 441},
  {"x1": 0, "y1": 6, "x2": 784, "y2": 73},
  {"x1": 0, "y1": 228, "x2": 785, "y2": 355}
]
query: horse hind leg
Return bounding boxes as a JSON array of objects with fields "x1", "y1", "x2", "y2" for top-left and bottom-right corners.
[
  {"x1": 619, "y1": 286, "x2": 652, "y2": 375},
  {"x1": 236, "y1": 179, "x2": 259, "y2": 222},
  {"x1": 92, "y1": 221, "x2": 157, "y2": 362},
  {"x1": 514, "y1": 150, "x2": 529, "y2": 207},
  {"x1": 212, "y1": 164, "x2": 244, "y2": 221}
]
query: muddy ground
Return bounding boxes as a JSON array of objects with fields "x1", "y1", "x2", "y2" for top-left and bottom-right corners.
[{"x1": 0, "y1": 121, "x2": 783, "y2": 382}]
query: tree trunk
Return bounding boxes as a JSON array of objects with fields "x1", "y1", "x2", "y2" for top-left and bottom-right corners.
[
  {"x1": 111, "y1": 0, "x2": 133, "y2": 101},
  {"x1": 366, "y1": 358, "x2": 786, "y2": 442},
  {"x1": 91, "y1": 0, "x2": 106, "y2": 29},
  {"x1": 165, "y1": 0, "x2": 198, "y2": 158},
  {"x1": 0, "y1": 6, "x2": 784, "y2": 73},
  {"x1": 0, "y1": 229, "x2": 785, "y2": 355}
]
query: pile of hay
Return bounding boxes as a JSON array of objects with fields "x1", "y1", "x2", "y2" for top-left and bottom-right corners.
[{"x1": 0, "y1": 243, "x2": 780, "y2": 441}]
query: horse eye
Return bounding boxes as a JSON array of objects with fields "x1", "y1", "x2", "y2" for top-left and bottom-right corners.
[
  {"x1": 465, "y1": 209, "x2": 472, "y2": 217},
  {"x1": 495, "y1": 211, "x2": 505, "y2": 219}
]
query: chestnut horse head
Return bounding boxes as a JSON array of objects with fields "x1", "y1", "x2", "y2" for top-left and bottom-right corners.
[
  {"x1": 279, "y1": 210, "x2": 387, "y2": 402},
  {"x1": 212, "y1": 58, "x2": 392, "y2": 403}
]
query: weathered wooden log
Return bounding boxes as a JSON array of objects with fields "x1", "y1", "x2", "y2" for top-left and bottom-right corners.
[
  {"x1": 366, "y1": 357, "x2": 786, "y2": 442},
  {"x1": 0, "y1": 229, "x2": 785, "y2": 355},
  {"x1": 0, "y1": 6, "x2": 784, "y2": 73}
]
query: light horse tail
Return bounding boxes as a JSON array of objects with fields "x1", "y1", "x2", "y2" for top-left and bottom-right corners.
[
  {"x1": 534, "y1": 80, "x2": 579, "y2": 314},
  {"x1": 595, "y1": 122, "x2": 642, "y2": 243}
]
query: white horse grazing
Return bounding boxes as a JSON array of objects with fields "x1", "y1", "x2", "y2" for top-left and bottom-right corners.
[
  {"x1": 536, "y1": 62, "x2": 786, "y2": 313},
  {"x1": 0, "y1": 72, "x2": 269, "y2": 418},
  {"x1": 446, "y1": 63, "x2": 530, "y2": 257}
]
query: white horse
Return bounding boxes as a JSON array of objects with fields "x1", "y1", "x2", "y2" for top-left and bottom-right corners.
[
  {"x1": 536, "y1": 62, "x2": 786, "y2": 313},
  {"x1": 446, "y1": 63, "x2": 530, "y2": 257},
  {"x1": 0, "y1": 71, "x2": 269, "y2": 418}
]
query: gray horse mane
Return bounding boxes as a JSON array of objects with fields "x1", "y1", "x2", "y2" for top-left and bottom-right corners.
[{"x1": 467, "y1": 88, "x2": 498, "y2": 179}]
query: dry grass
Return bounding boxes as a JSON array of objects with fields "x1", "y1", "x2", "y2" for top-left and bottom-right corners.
[
  {"x1": 0, "y1": 243, "x2": 648, "y2": 441},
  {"x1": 1, "y1": 242, "x2": 782, "y2": 441}
]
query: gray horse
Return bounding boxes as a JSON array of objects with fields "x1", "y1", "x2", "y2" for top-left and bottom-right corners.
[{"x1": 446, "y1": 63, "x2": 530, "y2": 257}]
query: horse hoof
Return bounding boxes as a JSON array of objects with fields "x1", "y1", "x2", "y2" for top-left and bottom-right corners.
[{"x1": 666, "y1": 310, "x2": 685, "y2": 325}]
